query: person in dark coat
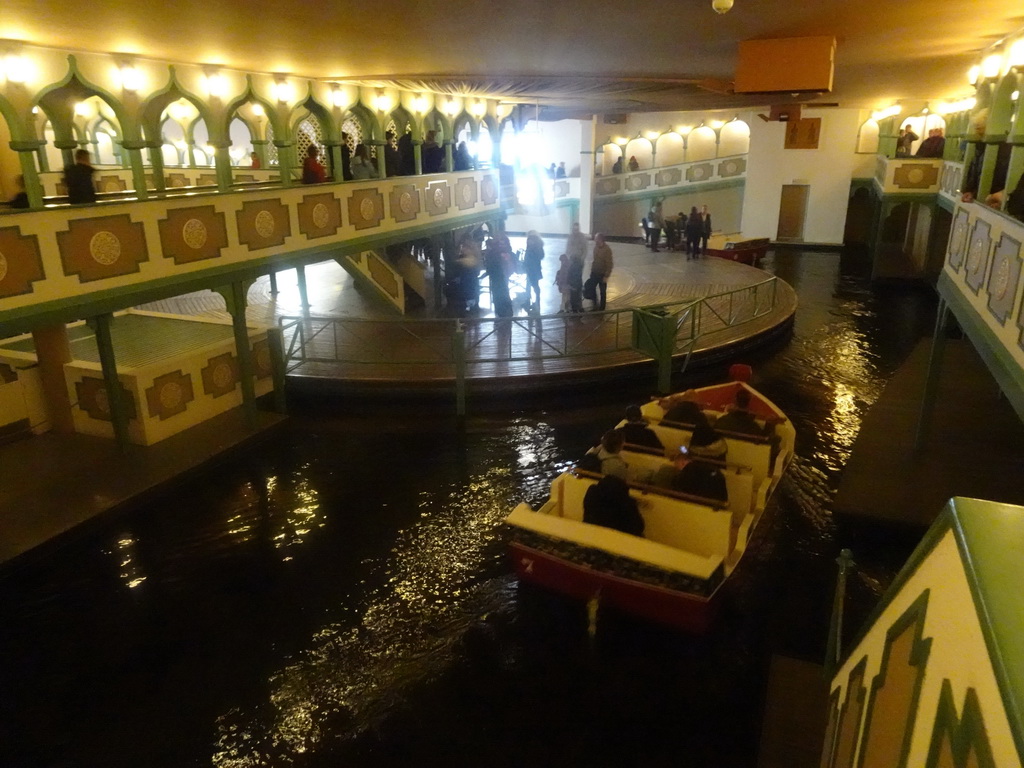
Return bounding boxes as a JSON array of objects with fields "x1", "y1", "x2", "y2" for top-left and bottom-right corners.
[
  {"x1": 340, "y1": 132, "x2": 353, "y2": 181},
  {"x1": 524, "y1": 230, "x2": 544, "y2": 310},
  {"x1": 684, "y1": 207, "x2": 703, "y2": 259},
  {"x1": 657, "y1": 389, "x2": 710, "y2": 429},
  {"x1": 621, "y1": 405, "x2": 663, "y2": 450},
  {"x1": 383, "y1": 131, "x2": 400, "y2": 177},
  {"x1": 483, "y1": 237, "x2": 511, "y2": 315},
  {"x1": 63, "y1": 149, "x2": 96, "y2": 204},
  {"x1": 583, "y1": 474, "x2": 644, "y2": 537},
  {"x1": 422, "y1": 130, "x2": 445, "y2": 174},
  {"x1": 714, "y1": 388, "x2": 768, "y2": 438},
  {"x1": 700, "y1": 205, "x2": 712, "y2": 255},
  {"x1": 397, "y1": 131, "x2": 415, "y2": 176}
]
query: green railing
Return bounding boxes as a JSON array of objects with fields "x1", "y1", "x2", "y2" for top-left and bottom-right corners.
[{"x1": 279, "y1": 276, "x2": 781, "y2": 409}]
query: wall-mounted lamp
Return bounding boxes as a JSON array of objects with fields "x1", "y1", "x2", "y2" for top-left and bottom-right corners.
[
  {"x1": 471, "y1": 100, "x2": 487, "y2": 118},
  {"x1": 374, "y1": 90, "x2": 389, "y2": 112},
  {"x1": 274, "y1": 80, "x2": 293, "y2": 103},
  {"x1": 119, "y1": 65, "x2": 143, "y2": 92},
  {"x1": 251, "y1": 103, "x2": 265, "y2": 117},
  {"x1": 709, "y1": 119, "x2": 725, "y2": 129},
  {"x1": 967, "y1": 66, "x2": 979, "y2": 85},
  {"x1": 676, "y1": 125, "x2": 692, "y2": 135},
  {"x1": 982, "y1": 54, "x2": 1002, "y2": 79},
  {"x1": 1008, "y1": 40, "x2": 1024, "y2": 70},
  {"x1": 74, "y1": 101, "x2": 92, "y2": 118},
  {"x1": 413, "y1": 95, "x2": 429, "y2": 114},
  {"x1": 645, "y1": 131, "x2": 660, "y2": 141},
  {"x1": 444, "y1": 98, "x2": 459, "y2": 117},
  {"x1": 331, "y1": 88, "x2": 347, "y2": 108},
  {"x1": 711, "y1": 0, "x2": 733, "y2": 13},
  {"x1": 1012, "y1": 90, "x2": 1021, "y2": 103},
  {"x1": 205, "y1": 72, "x2": 226, "y2": 99},
  {"x1": 3, "y1": 54, "x2": 32, "y2": 84}
]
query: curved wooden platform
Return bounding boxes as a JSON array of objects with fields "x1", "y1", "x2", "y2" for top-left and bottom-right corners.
[{"x1": 140, "y1": 238, "x2": 797, "y2": 397}]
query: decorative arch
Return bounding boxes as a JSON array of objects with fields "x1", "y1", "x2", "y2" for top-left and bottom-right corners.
[
  {"x1": 0, "y1": 91, "x2": 30, "y2": 144},
  {"x1": 139, "y1": 68, "x2": 216, "y2": 145},
  {"x1": 223, "y1": 78, "x2": 284, "y2": 147},
  {"x1": 656, "y1": 133, "x2": 685, "y2": 166},
  {"x1": 719, "y1": 119, "x2": 750, "y2": 156},
  {"x1": 624, "y1": 137, "x2": 653, "y2": 170},
  {"x1": 33, "y1": 55, "x2": 136, "y2": 146},
  {"x1": 857, "y1": 119, "x2": 881, "y2": 153},
  {"x1": 687, "y1": 126, "x2": 718, "y2": 161},
  {"x1": 424, "y1": 109, "x2": 452, "y2": 142},
  {"x1": 292, "y1": 88, "x2": 338, "y2": 142},
  {"x1": 388, "y1": 104, "x2": 416, "y2": 140},
  {"x1": 989, "y1": 71, "x2": 1023, "y2": 138}
]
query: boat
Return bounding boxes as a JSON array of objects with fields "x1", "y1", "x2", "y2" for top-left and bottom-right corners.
[
  {"x1": 704, "y1": 233, "x2": 771, "y2": 265},
  {"x1": 505, "y1": 377, "x2": 795, "y2": 633}
]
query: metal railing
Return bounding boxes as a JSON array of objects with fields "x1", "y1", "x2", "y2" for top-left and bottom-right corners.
[{"x1": 278, "y1": 277, "x2": 781, "y2": 401}]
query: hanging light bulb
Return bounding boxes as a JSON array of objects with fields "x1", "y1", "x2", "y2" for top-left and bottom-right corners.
[{"x1": 711, "y1": 0, "x2": 734, "y2": 13}]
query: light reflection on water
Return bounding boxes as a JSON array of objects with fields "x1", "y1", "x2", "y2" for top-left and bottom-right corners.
[{"x1": 212, "y1": 422, "x2": 559, "y2": 766}]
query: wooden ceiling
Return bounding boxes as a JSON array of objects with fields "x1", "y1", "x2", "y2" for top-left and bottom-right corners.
[{"x1": 5, "y1": 0, "x2": 1023, "y2": 114}]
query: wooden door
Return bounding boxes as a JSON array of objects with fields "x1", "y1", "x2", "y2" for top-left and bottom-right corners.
[{"x1": 777, "y1": 185, "x2": 809, "y2": 240}]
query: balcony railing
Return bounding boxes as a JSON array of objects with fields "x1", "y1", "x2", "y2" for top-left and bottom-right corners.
[
  {"x1": 593, "y1": 155, "x2": 747, "y2": 200},
  {"x1": 872, "y1": 156, "x2": 945, "y2": 195}
]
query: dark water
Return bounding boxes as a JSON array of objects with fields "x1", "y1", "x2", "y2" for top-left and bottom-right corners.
[{"x1": 0, "y1": 249, "x2": 937, "y2": 768}]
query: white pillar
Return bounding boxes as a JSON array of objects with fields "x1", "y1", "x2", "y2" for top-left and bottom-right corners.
[{"x1": 578, "y1": 117, "x2": 598, "y2": 235}]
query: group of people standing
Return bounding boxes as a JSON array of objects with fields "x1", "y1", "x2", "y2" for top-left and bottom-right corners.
[
  {"x1": 554, "y1": 224, "x2": 613, "y2": 313},
  {"x1": 642, "y1": 202, "x2": 712, "y2": 258},
  {"x1": 447, "y1": 223, "x2": 614, "y2": 317},
  {"x1": 300, "y1": 128, "x2": 457, "y2": 185}
]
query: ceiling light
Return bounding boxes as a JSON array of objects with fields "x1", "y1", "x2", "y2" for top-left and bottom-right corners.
[{"x1": 711, "y1": 0, "x2": 733, "y2": 13}]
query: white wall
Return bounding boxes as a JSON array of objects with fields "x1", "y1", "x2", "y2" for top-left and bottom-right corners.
[
  {"x1": 741, "y1": 108, "x2": 867, "y2": 245},
  {"x1": 536, "y1": 119, "x2": 585, "y2": 177}
]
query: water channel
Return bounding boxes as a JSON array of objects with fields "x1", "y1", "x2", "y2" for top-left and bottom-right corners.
[{"x1": 0, "y1": 247, "x2": 940, "y2": 767}]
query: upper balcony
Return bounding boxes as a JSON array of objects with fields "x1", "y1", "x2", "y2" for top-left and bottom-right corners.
[{"x1": 0, "y1": 169, "x2": 500, "y2": 338}]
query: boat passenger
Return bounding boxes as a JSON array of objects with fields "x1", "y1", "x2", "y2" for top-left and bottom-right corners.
[
  {"x1": 657, "y1": 389, "x2": 710, "y2": 429},
  {"x1": 583, "y1": 475, "x2": 645, "y2": 537},
  {"x1": 654, "y1": 425, "x2": 728, "y2": 505},
  {"x1": 620, "y1": 405, "x2": 664, "y2": 450},
  {"x1": 714, "y1": 388, "x2": 768, "y2": 438},
  {"x1": 579, "y1": 429, "x2": 629, "y2": 480}
]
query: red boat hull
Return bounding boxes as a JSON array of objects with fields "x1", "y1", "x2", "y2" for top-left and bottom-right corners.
[{"x1": 510, "y1": 542, "x2": 717, "y2": 633}]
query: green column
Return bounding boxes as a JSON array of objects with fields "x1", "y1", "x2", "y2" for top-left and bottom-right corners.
[
  {"x1": 212, "y1": 140, "x2": 234, "y2": 191},
  {"x1": 216, "y1": 281, "x2": 258, "y2": 427},
  {"x1": 295, "y1": 264, "x2": 310, "y2": 309},
  {"x1": 274, "y1": 140, "x2": 294, "y2": 187},
  {"x1": 146, "y1": 141, "x2": 167, "y2": 193},
  {"x1": 444, "y1": 140, "x2": 454, "y2": 173},
  {"x1": 54, "y1": 140, "x2": 77, "y2": 170},
  {"x1": 371, "y1": 140, "x2": 386, "y2": 178},
  {"x1": 251, "y1": 139, "x2": 269, "y2": 169},
  {"x1": 10, "y1": 140, "x2": 46, "y2": 208},
  {"x1": 324, "y1": 141, "x2": 344, "y2": 182},
  {"x1": 413, "y1": 140, "x2": 423, "y2": 175},
  {"x1": 120, "y1": 140, "x2": 150, "y2": 200},
  {"x1": 89, "y1": 313, "x2": 132, "y2": 453}
]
